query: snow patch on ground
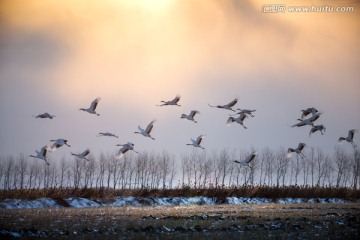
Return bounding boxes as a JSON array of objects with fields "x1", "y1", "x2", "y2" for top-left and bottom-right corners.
[
  {"x1": 0, "y1": 197, "x2": 61, "y2": 209},
  {"x1": 0, "y1": 197, "x2": 356, "y2": 209}
]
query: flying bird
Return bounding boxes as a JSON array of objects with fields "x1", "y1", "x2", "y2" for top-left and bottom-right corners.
[
  {"x1": 233, "y1": 109, "x2": 256, "y2": 117},
  {"x1": 287, "y1": 143, "x2": 307, "y2": 159},
  {"x1": 50, "y1": 138, "x2": 71, "y2": 152},
  {"x1": 115, "y1": 142, "x2": 138, "y2": 159},
  {"x1": 234, "y1": 151, "x2": 257, "y2": 167},
  {"x1": 33, "y1": 112, "x2": 55, "y2": 119},
  {"x1": 157, "y1": 95, "x2": 181, "y2": 106},
  {"x1": 135, "y1": 120, "x2": 156, "y2": 140},
  {"x1": 309, "y1": 125, "x2": 326, "y2": 137},
  {"x1": 79, "y1": 97, "x2": 101, "y2": 116},
  {"x1": 29, "y1": 145, "x2": 50, "y2": 165},
  {"x1": 291, "y1": 112, "x2": 322, "y2": 128},
  {"x1": 181, "y1": 110, "x2": 200, "y2": 123},
  {"x1": 226, "y1": 113, "x2": 248, "y2": 129},
  {"x1": 338, "y1": 129, "x2": 358, "y2": 148},
  {"x1": 71, "y1": 149, "x2": 90, "y2": 161},
  {"x1": 98, "y1": 132, "x2": 119, "y2": 138},
  {"x1": 300, "y1": 107, "x2": 319, "y2": 120},
  {"x1": 208, "y1": 98, "x2": 238, "y2": 112},
  {"x1": 186, "y1": 134, "x2": 205, "y2": 149}
]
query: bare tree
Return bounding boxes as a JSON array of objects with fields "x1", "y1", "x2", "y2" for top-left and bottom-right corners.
[
  {"x1": 59, "y1": 157, "x2": 68, "y2": 188},
  {"x1": 168, "y1": 155, "x2": 177, "y2": 189},
  {"x1": 291, "y1": 155, "x2": 302, "y2": 186},
  {"x1": 0, "y1": 158, "x2": 4, "y2": 189},
  {"x1": 84, "y1": 154, "x2": 96, "y2": 188},
  {"x1": 275, "y1": 148, "x2": 288, "y2": 186},
  {"x1": 17, "y1": 154, "x2": 28, "y2": 189},
  {"x1": 351, "y1": 149, "x2": 360, "y2": 189},
  {"x1": 261, "y1": 148, "x2": 274, "y2": 186},
  {"x1": 315, "y1": 147, "x2": 326, "y2": 186},
  {"x1": 3, "y1": 156, "x2": 15, "y2": 190},
  {"x1": 160, "y1": 151, "x2": 171, "y2": 189},
  {"x1": 218, "y1": 149, "x2": 231, "y2": 187},
  {"x1": 96, "y1": 152, "x2": 107, "y2": 188},
  {"x1": 334, "y1": 147, "x2": 349, "y2": 187}
]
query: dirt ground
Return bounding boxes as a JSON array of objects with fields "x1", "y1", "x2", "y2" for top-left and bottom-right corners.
[{"x1": 1, "y1": 203, "x2": 359, "y2": 239}]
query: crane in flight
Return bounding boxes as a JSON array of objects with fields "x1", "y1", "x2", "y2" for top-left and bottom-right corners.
[
  {"x1": 181, "y1": 110, "x2": 200, "y2": 123},
  {"x1": 135, "y1": 120, "x2": 156, "y2": 140},
  {"x1": 71, "y1": 149, "x2": 90, "y2": 161},
  {"x1": 208, "y1": 98, "x2": 238, "y2": 112},
  {"x1": 157, "y1": 95, "x2": 181, "y2": 106},
  {"x1": 233, "y1": 109, "x2": 256, "y2": 117},
  {"x1": 29, "y1": 145, "x2": 50, "y2": 165},
  {"x1": 50, "y1": 138, "x2": 71, "y2": 152},
  {"x1": 115, "y1": 142, "x2": 138, "y2": 159},
  {"x1": 234, "y1": 151, "x2": 257, "y2": 167},
  {"x1": 300, "y1": 107, "x2": 318, "y2": 120},
  {"x1": 186, "y1": 134, "x2": 205, "y2": 149},
  {"x1": 309, "y1": 125, "x2": 326, "y2": 137},
  {"x1": 226, "y1": 113, "x2": 248, "y2": 129},
  {"x1": 291, "y1": 112, "x2": 322, "y2": 128},
  {"x1": 33, "y1": 112, "x2": 55, "y2": 119},
  {"x1": 338, "y1": 129, "x2": 358, "y2": 148},
  {"x1": 79, "y1": 97, "x2": 101, "y2": 116},
  {"x1": 287, "y1": 143, "x2": 307, "y2": 159},
  {"x1": 98, "y1": 132, "x2": 119, "y2": 138}
]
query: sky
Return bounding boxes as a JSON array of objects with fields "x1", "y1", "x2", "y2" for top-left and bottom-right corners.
[{"x1": 0, "y1": 0, "x2": 359, "y2": 163}]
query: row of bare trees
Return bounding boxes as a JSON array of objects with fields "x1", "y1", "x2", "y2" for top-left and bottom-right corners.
[{"x1": 0, "y1": 147, "x2": 359, "y2": 190}]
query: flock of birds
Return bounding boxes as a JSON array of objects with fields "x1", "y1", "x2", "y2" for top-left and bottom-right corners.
[{"x1": 30, "y1": 96, "x2": 358, "y2": 168}]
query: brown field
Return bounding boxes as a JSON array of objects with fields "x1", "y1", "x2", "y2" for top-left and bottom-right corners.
[{"x1": 1, "y1": 203, "x2": 359, "y2": 239}]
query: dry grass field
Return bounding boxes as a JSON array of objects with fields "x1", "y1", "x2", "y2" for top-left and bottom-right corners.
[{"x1": 1, "y1": 203, "x2": 359, "y2": 239}]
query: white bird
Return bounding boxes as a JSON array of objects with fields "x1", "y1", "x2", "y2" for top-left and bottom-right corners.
[
  {"x1": 287, "y1": 143, "x2": 307, "y2": 159},
  {"x1": 50, "y1": 138, "x2": 71, "y2": 152},
  {"x1": 186, "y1": 134, "x2": 205, "y2": 149},
  {"x1": 234, "y1": 151, "x2": 257, "y2": 167},
  {"x1": 300, "y1": 107, "x2": 318, "y2": 120},
  {"x1": 135, "y1": 120, "x2": 156, "y2": 140},
  {"x1": 233, "y1": 109, "x2": 256, "y2": 117},
  {"x1": 226, "y1": 113, "x2": 248, "y2": 129},
  {"x1": 181, "y1": 110, "x2": 200, "y2": 123},
  {"x1": 291, "y1": 112, "x2": 322, "y2": 128},
  {"x1": 309, "y1": 125, "x2": 326, "y2": 137},
  {"x1": 115, "y1": 142, "x2": 138, "y2": 159},
  {"x1": 33, "y1": 112, "x2": 55, "y2": 119},
  {"x1": 71, "y1": 149, "x2": 90, "y2": 161},
  {"x1": 338, "y1": 129, "x2": 358, "y2": 148},
  {"x1": 79, "y1": 97, "x2": 101, "y2": 116},
  {"x1": 29, "y1": 146, "x2": 50, "y2": 165},
  {"x1": 157, "y1": 95, "x2": 181, "y2": 106},
  {"x1": 208, "y1": 98, "x2": 238, "y2": 112},
  {"x1": 98, "y1": 132, "x2": 119, "y2": 138}
]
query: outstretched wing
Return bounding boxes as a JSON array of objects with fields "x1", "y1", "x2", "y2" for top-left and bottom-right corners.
[
  {"x1": 348, "y1": 129, "x2": 356, "y2": 140},
  {"x1": 297, "y1": 143, "x2": 306, "y2": 151},
  {"x1": 226, "y1": 117, "x2": 235, "y2": 126},
  {"x1": 245, "y1": 152, "x2": 257, "y2": 164},
  {"x1": 81, "y1": 149, "x2": 90, "y2": 157},
  {"x1": 196, "y1": 135, "x2": 204, "y2": 145},
  {"x1": 146, "y1": 120, "x2": 156, "y2": 133},
  {"x1": 225, "y1": 98, "x2": 238, "y2": 108},
  {"x1": 291, "y1": 120, "x2": 305, "y2": 128},
  {"x1": 40, "y1": 146, "x2": 48, "y2": 158},
  {"x1": 286, "y1": 148, "x2": 294, "y2": 158},
  {"x1": 173, "y1": 95, "x2": 181, "y2": 103},
  {"x1": 116, "y1": 147, "x2": 129, "y2": 159},
  {"x1": 90, "y1": 97, "x2": 101, "y2": 111},
  {"x1": 190, "y1": 110, "x2": 199, "y2": 118}
]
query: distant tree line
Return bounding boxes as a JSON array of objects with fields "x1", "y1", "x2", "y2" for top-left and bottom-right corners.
[{"x1": 0, "y1": 147, "x2": 359, "y2": 190}]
